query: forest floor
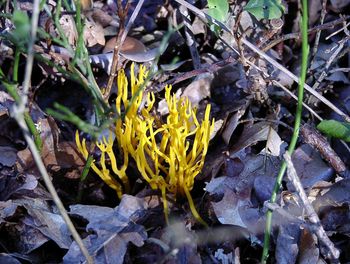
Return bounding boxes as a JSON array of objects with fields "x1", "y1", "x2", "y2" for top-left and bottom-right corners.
[{"x1": 0, "y1": 0, "x2": 350, "y2": 263}]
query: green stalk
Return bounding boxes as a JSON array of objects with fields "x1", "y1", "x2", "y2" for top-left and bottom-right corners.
[
  {"x1": 76, "y1": 154, "x2": 93, "y2": 202},
  {"x1": 24, "y1": 112, "x2": 43, "y2": 151},
  {"x1": 261, "y1": 0, "x2": 309, "y2": 262},
  {"x1": 13, "y1": 48, "x2": 20, "y2": 82}
]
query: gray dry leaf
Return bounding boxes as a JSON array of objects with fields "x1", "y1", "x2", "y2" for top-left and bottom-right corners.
[
  {"x1": 265, "y1": 126, "x2": 284, "y2": 156},
  {"x1": 210, "y1": 187, "x2": 252, "y2": 228},
  {"x1": 63, "y1": 195, "x2": 148, "y2": 264},
  {"x1": 0, "y1": 90, "x2": 15, "y2": 117},
  {"x1": 253, "y1": 175, "x2": 275, "y2": 203},
  {"x1": 287, "y1": 144, "x2": 334, "y2": 191},
  {"x1": 313, "y1": 178, "x2": 350, "y2": 214},
  {"x1": 206, "y1": 177, "x2": 257, "y2": 231},
  {"x1": 221, "y1": 105, "x2": 247, "y2": 145},
  {"x1": 1, "y1": 200, "x2": 49, "y2": 254},
  {"x1": 158, "y1": 73, "x2": 213, "y2": 116},
  {"x1": 0, "y1": 198, "x2": 72, "y2": 253},
  {"x1": 15, "y1": 198, "x2": 72, "y2": 249},
  {"x1": 206, "y1": 153, "x2": 280, "y2": 233},
  {"x1": 0, "y1": 253, "x2": 22, "y2": 264},
  {"x1": 230, "y1": 122, "x2": 274, "y2": 155},
  {"x1": 0, "y1": 174, "x2": 38, "y2": 201},
  {"x1": 330, "y1": 0, "x2": 350, "y2": 10},
  {"x1": 181, "y1": 73, "x2": 213, "y2": 107},
  {"x1": 160, "y1": 222, "x2": 201, "y2": 263},
  {"x1": 275, "y1": 223, "x2": 300, "y2": 264},
  {"x1": 0, "y1": 146, "x2": 17, "y2": 167}
]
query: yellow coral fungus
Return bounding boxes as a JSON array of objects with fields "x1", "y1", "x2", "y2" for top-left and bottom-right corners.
[{"x1": 76, "y1": 63, "x2": 214, "y2": 225}]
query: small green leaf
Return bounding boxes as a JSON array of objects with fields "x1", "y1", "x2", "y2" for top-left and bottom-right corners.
[
  {"x1": 317, "y1": 120, "x2": 350, "y2": 142},
  {"x1": 207, "y1": 0, "x2": 229, "y2": 22},
  {"x1": 244, "y1": 0, "x2": 285, "y2": 20}
]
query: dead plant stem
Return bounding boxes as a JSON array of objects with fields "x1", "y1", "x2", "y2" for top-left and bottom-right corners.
[
  {"x1": 309, "y1": 0, "x2": 328, "y2": 68},
  {"x1": 104, "y1": 0, "x2": 128, "y2": 100}
]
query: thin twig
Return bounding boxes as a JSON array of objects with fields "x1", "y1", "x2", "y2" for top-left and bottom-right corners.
[
  {"x1": 284, "y1": 152, "x2": 340, "y2": 262},
  {"x1": 311, "y1": 36, "x2": 349, "y2": 92},
  {"x1": 240, "y1": 38, "x2": 350, "y2": 122},
  {"x1": 272, "y1": 80, "x2": 323, "y2": 120},
  {"x1": 11, "y1": 0, "x2": 93, "y2": 263},
  {"x1": 309, "y1": 0, "x2": 328, "y2": 69},
  {"x1": 179, "y1": 5, "x2": 201, "y2": 70},
  {"x1": 262, "y1": 16, "x2": 349, "y2": 52},
  {"x1": 326, "y1": 21, "x2": 350, "y2": 40},
  {"x1": 104, "y1": 0, "x2": 145, "y2": 100},
  {"x1": 301, "y1": 124, "x2": 347, "y2": 173},
  {"x1": 157, "y1": 55, "x2": 235, "y2": 90},
  {"x1": 119, "y1": 0, "x2": 145, "y2": 54},
  {"x1": 104, "y1": 0, "x2": 130, "y2": 100}
]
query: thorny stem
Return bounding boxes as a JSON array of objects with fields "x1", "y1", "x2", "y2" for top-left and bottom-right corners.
[
  {"x1": 10, "y1": 0, "x2": 93, "y2": 262},
  {"x1": 261, "y1": 0, "x2": 309, "y2": 262}
]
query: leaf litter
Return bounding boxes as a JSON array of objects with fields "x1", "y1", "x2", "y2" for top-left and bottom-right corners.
[{"x1": 0, "y1": 0, "x2": 350, "y2": 263}]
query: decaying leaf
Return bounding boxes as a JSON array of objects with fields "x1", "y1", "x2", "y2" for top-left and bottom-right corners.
[
  {"x1": 181, "y1": 73, "x2": 213, "y2": 107},
  {"x1": 288, "y1": 144, "x2": 334, "y2": 191},
  {"x1": 221, "y1": 105, "x2": 247, "y2": 145},
  {"x1": 64, "y1": 195, "x2": 148, "y2": 264},
  {"x1": 84, "y1": 20, "x2": 105, "y2": 47},
  {"x1": 0, "y1": 146, "x2": 17, "y2": 167},
  {"x1": 16, "y1": 118, "x2": 85, "y2": 177},
  {"x1": 0, "y1": 198, "x2": 72, "y2": 253},
  {"x1": 59, "y1": 15, "x2": 77, "y2": 46},
  {"x1": 0, "y1": 174, "x2": 38, "y2": 201},
  {"x1": 230, "y1": 122, "x2": 274, "y2": 154},
  {"x1": 275, "y1": 223, "x2": 300, "y2": 264}
]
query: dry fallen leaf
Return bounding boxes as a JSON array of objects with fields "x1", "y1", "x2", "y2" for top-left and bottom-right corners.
[
  {"x1": 59, "y1": 15, "x2": 77, "y2": 46},
  {"x1": 84, "y1": 19, "x2": 105, "y2": 47},
  {"x1": 275, "y1": 223, "x2": 300, "y2": 264},
  {"x1": 288, "y1": 144, "x2": 334, "y2": 191},
  {"x1": 64, "y1": 195, "x2": 148, "y2": 264},
  {"x1": 181, "y1": 73, "x2": 214, "y2": 107},
  {"x1": 230, "y1": 122, "x2": 271, "y2": 155},
  {"x1": 16, "y1": 118, "x2": 85, "y2": 178},
  {"x1": 91, "y1": 8, "x2": 117, "y2": 27},
  {"x1": 0, "y1": 146, "x2": 17, "y2": 167},
  {"x1": 103, "y1": 36, "x2": 147, "y2": 54}
]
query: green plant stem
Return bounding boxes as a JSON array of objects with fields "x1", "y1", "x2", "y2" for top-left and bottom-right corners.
[
  {"x1": 13, "y1": 48, "x2": 20, "y2": 82},
  {"x1": 76, "y1": 154, "x2": 93, "y2": 202},
  {"x1": 261, "y1": 0, "x2": 309, "y2": 262},
  {"x1": 24, "y1": 112, "x2": 43, "y2": 151}
]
